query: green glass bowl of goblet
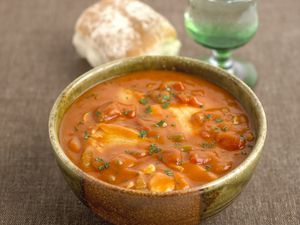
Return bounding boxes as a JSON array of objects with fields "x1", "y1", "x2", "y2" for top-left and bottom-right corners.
[{"x1": 185, "y1": 0, "x2": 259, "y2": 88}]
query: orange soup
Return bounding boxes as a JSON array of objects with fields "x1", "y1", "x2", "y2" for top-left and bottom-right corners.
[{"x1": 59, "y1": 71, "x2": 255, "y2": 192}]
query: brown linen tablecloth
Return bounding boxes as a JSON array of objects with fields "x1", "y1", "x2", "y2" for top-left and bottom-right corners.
[{"x1": 0, "y1": 0, "x2": 299, "y2": 224}]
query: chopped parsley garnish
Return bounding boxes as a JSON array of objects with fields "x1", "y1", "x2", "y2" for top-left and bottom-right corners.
[
  {"x1": 123, "y1": 110, "x2": 133, "y2": 116},
  {"x1": 124, "y1": 150, "x2": 136, "y2": 155},
  {"x1": 139, "y1": 97, "x2": 148, "y2": 105},
  {"x1": 240, "y1": 135, "x2": 246, "y2": 141},
  {"x1": 215, "y1": 118, "x2": 223, "y2": 123},
  {"x1": 149, "y1": 144, "x2": 161, "y2": 155},
  {"x1": 201, "y1": 141, "x2": 215, "y2": 149},
  {"x1": 155, "y1": 120, "x2": 167, "y2": 127},
  {"x1": 157, "y1": 154, "x2": 164, "y2": 162},
  {"x1": 95, "y1": 111, "x2": 102, "y2": 117},
  {"x1": 204, "y1": 114, "x2": 212, "y2": 120},
  {"x1": 145, "y1": 106, "x2": 152, "y2": 114},
  {"x1": 95, "y1": 157, "x2": 104, "y2": 163},
  {"x1": 162, "y1": 102, "x2": 170, "y2": 109},
  {"x1": 98, "y1": 162, "x2": 110, "y2": 171},
  {"x1": 241, "y1": 150, "x2": 248, "y2": 155},
  {"x1": 205, "y1": 165, "x2": 212, "y2": 171},
  {"x1": 95, "y1": 158, "x2": 110, "y2": 171},
  {"x1": 162, "y1": 95, "x2": 171, "y2": 101},
  {"x1": 139, "y1": 130, "x2": 148, "y2": 138},
  {"x1": 164, "y1": 169, "x2": 173, "y2": 176},
  {"x1": 221, "y1": 126, "x2": 228, "y2": 132},
  {"x1": 213, "y1": 127, "x2": 221, "y2": 133},
  {"x1": 168, "y1": 134, "x2": 185, "y2": 142},
  {"x1": 182, "y1": 145, "x2": 192, "y2": 152},
  {"x1": 84, "y1": 130, "x2": 90, "y2": 140}
]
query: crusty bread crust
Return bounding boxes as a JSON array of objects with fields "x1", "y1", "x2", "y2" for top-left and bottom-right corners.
[{"x1": 73, "y1": 0, "x2": 181, "y2": 66}]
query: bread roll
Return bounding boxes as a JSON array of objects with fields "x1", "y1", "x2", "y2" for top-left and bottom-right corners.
[{"x1": 73, "y1": 0, "x2": 181, "y2": 67}]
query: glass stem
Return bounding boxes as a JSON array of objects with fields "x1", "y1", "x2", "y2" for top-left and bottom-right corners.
[{"x1": 209, "y1": 49, "x2": 233, "y2": 72}]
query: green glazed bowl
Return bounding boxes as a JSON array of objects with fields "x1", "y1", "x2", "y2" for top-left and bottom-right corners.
[{"x1": 49, "y1": 56, "x2": 267, "y2": 225}]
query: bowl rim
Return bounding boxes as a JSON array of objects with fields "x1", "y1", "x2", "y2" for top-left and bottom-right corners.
[{"x1": 49, "y1": 55, "x2": 267, "y2": 196}]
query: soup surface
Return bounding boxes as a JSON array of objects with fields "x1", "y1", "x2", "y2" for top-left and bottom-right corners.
[{"x1": 60, "y1": 70, "x2": 255, "y2": 192}]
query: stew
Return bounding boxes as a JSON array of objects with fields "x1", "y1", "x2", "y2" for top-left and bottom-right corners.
[{"x1": 59, "y1": 70, "x2": 255, "y2": 192}]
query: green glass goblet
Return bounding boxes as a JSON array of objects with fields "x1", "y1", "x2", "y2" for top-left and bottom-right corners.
[{"x1": 184, "y1": 0, "x2": 259, "y2": 88}]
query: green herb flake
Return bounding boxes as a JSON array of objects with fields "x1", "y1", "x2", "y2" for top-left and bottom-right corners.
[
  {"x1": 182, "y1": 146, "x2": 192, "y2": 152},
  {"x1": 95, "y1": 111, "x2": 102, "y2": 117},
  {"x1": 241, "y1": 150, "x2": 248, "y2": 156},
  {"x1": 168, "y1": 134, "x2": 185, "y2": 142},
  {"x1": 221, "y1": 126, "x2": 228, "y2": 132},
  {"x1": 145, "y1": 106, "x2": 152, "y2": 114},
  {"x1": 139, "y1": 97, "x2": 148, "y2": 105},
  {"x1": 162, "y1": 102, "x2": 170, "y2": 109},
  {"x1": 155, "y1": 120, "x2": 167, "y2": 127},
  {"x1": 215, "y1": 118, "x2": 223, "y2": 123},
  {"x1": 213, "y1": 127, "x2": 221, "y2": 133},
  {"x1": 95, "y1": 157, "x2": 104, "y2": 163},
  {"x1": 164, "y1": 169, "x2": 173, "y2": 176},
  {"x1": 149, "y1": 144, "x2": 161, "y2": 155},
  {"x1": 205, "y1": 165, "x2": 212, "y2": 171},
  {"x1": 84, "y1": 131, "x2": 90, "y2": 140},
  {"x1": 162, "y1": 95, "x2": 171, "y2": 101},
  {"x1": 123, "y1": 110, "x2": 133, "y2": 116},
  {"x1": 157, "y1": 154, "x2": 164, "y2": 162},
  {"x1": 201, "y1": 141, "x2": 215, "y2": 149},
  {"x1": 139, "y1": 130, "x2": 148, "y2": 138},
  {"x1": 205, "y1": 114, "x2": 212, "y2": 120},
  {"x1": 98, "y1": 162, "x2": 110, "y2": 171}
]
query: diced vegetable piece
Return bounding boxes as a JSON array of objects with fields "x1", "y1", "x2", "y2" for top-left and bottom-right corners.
[
  {"x1": 80, "y1": 147, "x2": 93, "y2": 168},
  {"x1": 188, "y1": 96, "x2": 203, "y2": 107},
  {"x1": 168, "y1": 106, "x2": 200, "y2": 134},
  {"x1": 149, "y1": 172, "x2": 175, "y2": 192},
  {"x1": 107, "y1": 175, "x2": 116, "y2": 183},
  {"x1": 244, "y1": 131, "x2": 255, "y2": 141},
  {"x1": 216, "y1": 131, "x2": 246, "y2": 151},
  {"x1": 112, "y1": 154, "x2": 137, "y2": 168},
  {"x1": 82, "y1": 112, "x2": 94, "y2": 123},
  {"x1": 189, "y1": 151, "x2": 214, "y2": 164},
  {"x1": 135, "y1": 173, "x2": 147, "y2": 190},
  {"x1": 161, "y1": 149, "x2": 182, "y2": 165},
  {"x1": 99, "y1": 123, "x2": 140, "y2": 143},
  {"x1": 181, "y1": 146, "x2": 193, "y2": 152},
  {"x1": 214, "y1": 161, "x2": 232, "y2": 174},
  {"x1": 68, "y1": 136, "x2": 81, "y2": 152},
  {"x1": 176, "y1": 93, "x2": 189, "y2": 103},
  {"x1": 142, "y1": 164, "x2": 156, "y2": 174},
  {"x1": 123, "y1": 181, "x2": 135, "y2": 189},
  {"x1": 96, "y1": 102, "x2": 136, "y2": 122},
  {"x1": 174, "y1": 173, "x2": 190, "y2": 190},
  {"x1": 168, "y1": 164, "x2": 184, "y2": 172},
  {"x1": 168, "y1": 134, "x2": 185, "y2": 142},
  {"x1": 182, "y1": 163, "x2": 218, "y2": 182},
  {"x1": 172, "y1": 82, "x2": 185, "y2": 91}
]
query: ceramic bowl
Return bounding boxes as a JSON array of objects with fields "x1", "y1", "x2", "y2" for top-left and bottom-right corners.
[{"x1": 49, "y1": 56, "x2": 267, "y2": 225}]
